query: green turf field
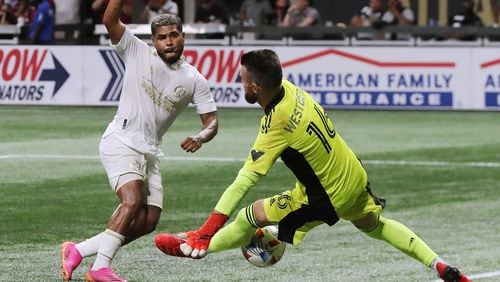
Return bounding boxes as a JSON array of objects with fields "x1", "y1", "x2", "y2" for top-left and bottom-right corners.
[{"x1": 0, "y1": 106, "x2": 499, "y2": 281}]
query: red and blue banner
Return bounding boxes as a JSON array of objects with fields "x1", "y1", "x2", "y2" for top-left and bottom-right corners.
[{"x1": 0, "y1": 45, "x2": 497, "y2": 111}]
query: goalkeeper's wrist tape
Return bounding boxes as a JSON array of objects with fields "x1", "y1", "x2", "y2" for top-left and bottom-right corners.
[{"x1": 200, "y1": 212, "x2": 229, "y2": 235}]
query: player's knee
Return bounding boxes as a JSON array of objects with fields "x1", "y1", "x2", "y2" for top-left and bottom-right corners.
[
  {"x1": 252, "y1": 199, "x2": 270, "y2": 226},
  {"x1": 120, "y1": 198, "x2": 144, "y2": 216},
  {"x1": 352, "y1": 212, "x2": 380, "y2": 232},
  {"x1": 235, "y1": 200, "x2": 269, "y2": 228},
  {"x1": 118, "y1": 181, "x2": 148, "y2": 213}
]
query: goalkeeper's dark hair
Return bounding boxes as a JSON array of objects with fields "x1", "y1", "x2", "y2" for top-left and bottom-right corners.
[
  {"x1": 240, "y1": 49, "x2": 283, "y2": 90},
  {"x1": 151, "y1": 14, "x2": 183, "y2": 35}
]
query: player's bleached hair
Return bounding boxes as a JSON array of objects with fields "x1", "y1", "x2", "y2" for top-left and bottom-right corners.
[
  {"x1": 151, "y1": 14, "x2": 183, "y2": 35},
  {"x1": 241, "y1": 49, "x2": 283, "y2": 89}
]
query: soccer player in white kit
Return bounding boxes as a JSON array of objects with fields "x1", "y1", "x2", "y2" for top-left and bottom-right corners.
[{"x1": 60, "y1": 0, "x2": 218, "y2": 281}]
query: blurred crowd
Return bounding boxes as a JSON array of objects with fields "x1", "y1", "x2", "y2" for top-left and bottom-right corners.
[{"x1": 0, "y1": 0, "x2": 498, "y2": 44}]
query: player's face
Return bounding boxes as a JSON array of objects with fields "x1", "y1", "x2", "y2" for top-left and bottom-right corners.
[
  {"x1": 240, "y1": 66, "x2": 258, "y2": 104},
  {"x1": 152, "y1": 25, "x2": 185, "y2": 64}
]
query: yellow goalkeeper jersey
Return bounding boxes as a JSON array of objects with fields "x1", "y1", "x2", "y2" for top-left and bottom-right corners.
[{"x1": 242, "y1": 80, "x2": 368, "y2": 213}]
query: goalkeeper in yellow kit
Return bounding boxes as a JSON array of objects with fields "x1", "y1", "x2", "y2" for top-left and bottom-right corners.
[{"x1": 155, "y1": 49, "x2": 470, "y2": 282}]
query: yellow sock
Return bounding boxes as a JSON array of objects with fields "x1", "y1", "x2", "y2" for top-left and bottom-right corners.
[
  {"x1": 209, "y1": 205, "x2": 258, "y2": 253},
  {"x1": 363, "y1": 216, "x2": 438, "y2": 267}
]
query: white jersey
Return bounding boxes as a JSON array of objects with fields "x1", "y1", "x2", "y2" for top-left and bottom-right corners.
[{"x1": 103, "y1": 27, "x2": 217, "y2": 156}]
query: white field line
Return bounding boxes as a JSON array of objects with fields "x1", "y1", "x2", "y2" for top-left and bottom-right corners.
[
  {"x1": 2, "y1": 153, "x2": 500, "y2": 280},
  {"x1": 433, "y1": 270, "x2": 500, "y2": 281},
  {"x1": 363, "y1": 159, "x2": 500, "y2": 168},
  {"x1": 468, "y1": 270, "x2": 500, "y2": 280},
  {"x1": 0, "y1": 154, "x2": 499, "y2": 168}
]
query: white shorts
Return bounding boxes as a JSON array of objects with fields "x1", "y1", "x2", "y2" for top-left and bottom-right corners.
[{"x1": 99, "y1": 133, "x2": 163, "y2": 209}]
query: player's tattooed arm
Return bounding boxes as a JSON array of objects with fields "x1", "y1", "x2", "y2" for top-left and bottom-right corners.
[
  {"x1": 181, "y1": 111, "x2": 218, "y2": 153},
  {"x1": 196, "y1": 111, "x2": 219, "y2": 143},
  {"x1": 103, "y1": 0, "x2": 127, "y2": 44}
]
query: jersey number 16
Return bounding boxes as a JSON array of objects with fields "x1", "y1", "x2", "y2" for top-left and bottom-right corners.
[{"x1": 306, "y1": 104, "x2": 336, "y2": 154}]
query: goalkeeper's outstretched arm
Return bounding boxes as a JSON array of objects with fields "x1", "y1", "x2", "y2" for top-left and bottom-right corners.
[
  {"x1": 214, "y1": 167, "x2": 263, "y2": 216},
  {"x1": 180, "y1": 167, "x2": 264, "y2": 258}
]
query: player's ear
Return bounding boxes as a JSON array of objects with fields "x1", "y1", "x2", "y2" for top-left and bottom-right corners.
[{"x1": 251, "y1": 82, "x2": 260, "y2": 94}]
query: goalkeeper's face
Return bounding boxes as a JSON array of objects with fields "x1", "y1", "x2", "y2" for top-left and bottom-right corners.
[{"x1": 240, "y1": 66, "x2": 259, "y2": 104}]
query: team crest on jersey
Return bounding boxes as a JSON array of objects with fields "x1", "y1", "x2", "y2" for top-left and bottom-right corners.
[
  {"x1": 251, "y1": 149, "x2": 264, "y2": 162},
  {"x1": 129, "y1": 160, "x2": 142, "y2": 172},
  {"x1": 174, "y1": 86, "x2": 186, "y2": 97}
]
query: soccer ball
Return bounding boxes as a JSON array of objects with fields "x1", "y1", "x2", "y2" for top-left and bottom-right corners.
[{"x1": 241, "y1": 225, "x2": 286, "y2": 267}]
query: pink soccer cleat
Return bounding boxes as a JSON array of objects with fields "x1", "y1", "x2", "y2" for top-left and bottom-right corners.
[
  {"x1": 61, "y1": 241, "x2": 83, "y2": 281},
  {"x1": 85, "y1": 266, "x2": 127, "y2": 282},
  {"x1": 155, "y1": 233, "x2": 192, "y2": 258},
  {"x1": 436, "y1": 261, "x2": 472, "y2": 282}
]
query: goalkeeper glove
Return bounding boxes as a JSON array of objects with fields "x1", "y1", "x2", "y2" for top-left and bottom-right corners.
[{"x1": 180, "y1": 211, "x2": 228, "y2": 258}]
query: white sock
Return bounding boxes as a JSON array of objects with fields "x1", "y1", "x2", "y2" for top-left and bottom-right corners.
[
  {"x1": 91, "y1": 229, "x2": 124, "y2": 271},
  {"x1": 76, "y1": 232, "x2": 104, "y2": 258}
]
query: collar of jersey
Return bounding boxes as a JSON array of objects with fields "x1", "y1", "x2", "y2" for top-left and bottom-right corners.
[
  {"x1": 168, "y1": 55, "x2": 185, "y2": 70},
  {"x1": 264, "y1": 86, "x2": 285, "y2": 115},
  {"x1": 153, "y1": 51, "x2": 184, "y2": 70}
]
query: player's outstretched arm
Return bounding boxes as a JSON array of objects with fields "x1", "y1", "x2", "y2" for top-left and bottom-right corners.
[
  {"x1": 156, "y1": 168, "x2": 263, "y2": 258},
  {"x1": 103, "y1": 0, "x2": 126, "y2": 44},
  {"x1": 179, "y1": 168, "x2": 263, "y2": 258},
  {"x1": 181, "y1": 111, "x2": 218, "y2": 153}
]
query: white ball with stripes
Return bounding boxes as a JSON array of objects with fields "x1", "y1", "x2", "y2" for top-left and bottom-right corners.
[{"x1": 241, "y1": 225, "x2": 286, "y2": 267}]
